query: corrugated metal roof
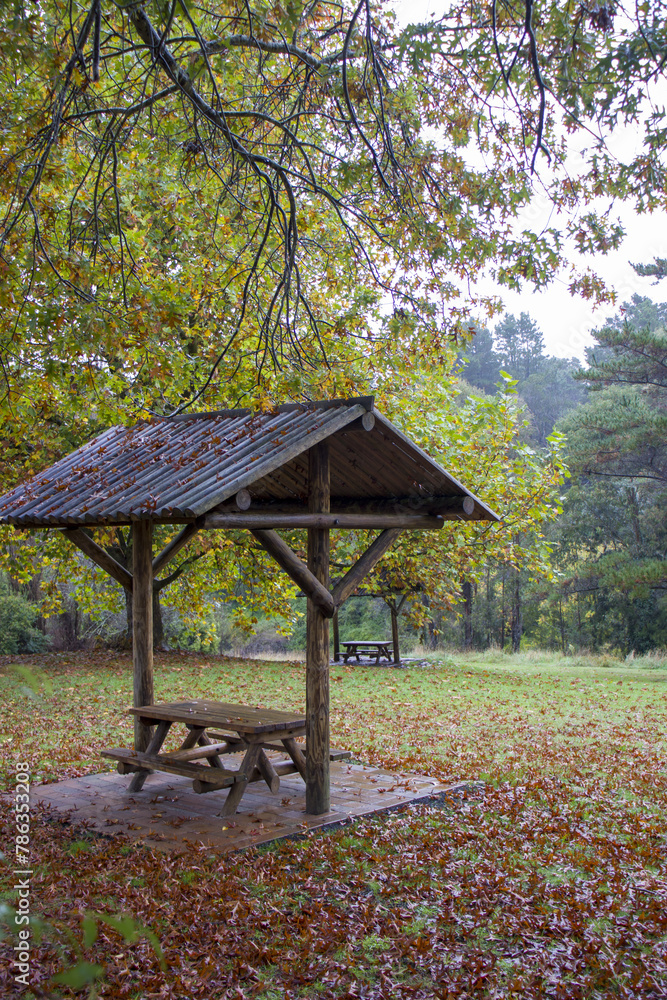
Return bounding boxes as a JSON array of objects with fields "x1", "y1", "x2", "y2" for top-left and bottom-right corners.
[{"x1": 0, "y1": 398, "x2": 498, "y2": 527}]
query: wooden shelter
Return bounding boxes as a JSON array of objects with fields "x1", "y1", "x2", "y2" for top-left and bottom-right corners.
[{"x1": 0, "y1": 397, "x2": 498, "y2": 814}]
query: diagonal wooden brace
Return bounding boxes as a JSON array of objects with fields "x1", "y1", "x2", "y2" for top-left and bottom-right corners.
[
  {"x1": 251, "y1": 528, "x2": 335, "y2": 617},
  {"x1": 64, "y1": 528, "x2": 133, "y2": 592},
  {"x1": 152, "y1": 522, "x2": 200, "y2": 576},
  {"x1": 332, "y1": 528, "x2": 403, "y2": 608}
]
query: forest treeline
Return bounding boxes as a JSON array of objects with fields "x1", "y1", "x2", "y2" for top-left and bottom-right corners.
[
  {"x1": 2, "y1": 0, "x2": 667, "y2": 660},
  {"x1": 1, "y1": 293, "x2": 665, "y2": 658},
  {"x1": 447, "y1": 293, "x2": 667, "y2": 654}
]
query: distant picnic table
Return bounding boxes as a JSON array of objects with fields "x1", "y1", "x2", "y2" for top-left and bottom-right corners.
[{"x1": 341, "y1": 640, "x2": 394, "y2": 664}]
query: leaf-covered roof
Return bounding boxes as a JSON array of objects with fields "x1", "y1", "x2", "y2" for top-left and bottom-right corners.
[{"x1": 0, "y1": 398, "x2": 498, "y2": 528}]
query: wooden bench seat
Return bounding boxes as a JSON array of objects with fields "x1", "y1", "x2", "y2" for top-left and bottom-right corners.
[
  {"x1": 205, "y1": 732, "x2": 352, "y2": 763},
  {"x1": 102, "y1": 747, "x2": 241, "y2": 792}
]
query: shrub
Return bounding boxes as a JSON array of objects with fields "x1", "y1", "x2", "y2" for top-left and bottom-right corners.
[{"x1": 0, "y1": 593, "x2": 51, "y2": 654}]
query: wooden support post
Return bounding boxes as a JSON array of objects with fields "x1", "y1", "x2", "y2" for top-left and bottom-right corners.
[
  {"x1": 333, "y1": 610, "x2": 340, "y2": 662},
  {"x1": 132, "y1": 520, "x2": 154, "y2": 752},
  {"x1": 390, "y1": 603, "x2": 400, "y2": 666},
  {"x1": 306, "y1": 441, "x2": 330, "y2": 815}
]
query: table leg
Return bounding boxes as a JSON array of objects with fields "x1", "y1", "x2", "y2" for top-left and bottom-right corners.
[
  {"x1": 128, "y1": 720, "x2": 172, "y2": 793},
  {"x1": 178, "y1": 725, "x2": 207, "y2": 751},
  {"x1": 282, "y1": 737, "x2": 307, "y2": 780},
  {"x1": 220, "y1": 743, "x2": 262, "y2": 817},
  {"x1": 255, "y1": 749, "x2": 280, "y2": 793},
  {"x1": 198, "y1": 731, "x2": 225, "y2": 770}
]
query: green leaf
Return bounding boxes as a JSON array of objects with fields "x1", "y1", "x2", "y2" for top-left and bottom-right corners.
[
  {"x1": 52, "y1": 961, "x2": 104, "y2": 989},
  {"x1": 82, "y1": 914, "x2": 98, "y2": 948}
]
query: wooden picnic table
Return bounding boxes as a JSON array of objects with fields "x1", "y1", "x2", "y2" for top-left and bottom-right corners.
[
  {"x1": 341, "y1": 640, "x2": 394, "y2": 664},
  {"x1": 101, "y1": 700, "x2": 351, "y2": 817},
  {"x1": 102, "y1": 700, "x2": 306, "y2": 817}
]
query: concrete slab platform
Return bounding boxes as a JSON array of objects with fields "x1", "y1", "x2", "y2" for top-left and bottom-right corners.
[{"x1": 33, "y1": 761, "x2": 462, "y2": 854}]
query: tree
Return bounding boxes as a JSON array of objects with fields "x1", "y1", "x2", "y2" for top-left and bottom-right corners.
[
  {"x1": 330, "y1": 364, "x2": 567, "y2": 648},
  {"x1": 459, "y1": 315, "x2": 585, "y2": 447},
  {"x1": 3, "y1": 0, "x2": 663, "y2": 426},
  {"x1": 519, "y1": 356, "x2": 586, "y2": 447},
  {"x1": 582, "y1": 295, "x2": 667, "y2": 395},
  {"x1": 550, "y1": 294, "x2": 667, "y2": 649},
  {"x1": 458, "y1": 326, "x2": 501, "y2": 396},
  {"x1": 572, "y1": 295, "x2": 667, "y2": 487},
  {"x1": 2, "y1": 1, "x2": 666, "y2": 650},
  {"x1": 494, "y1": 312, "x2": 545, "y2": 381}
]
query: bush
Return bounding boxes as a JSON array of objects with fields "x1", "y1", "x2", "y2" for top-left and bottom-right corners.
[{"x1": 0, "y1": 593, "x2": 51, "y2": 655}]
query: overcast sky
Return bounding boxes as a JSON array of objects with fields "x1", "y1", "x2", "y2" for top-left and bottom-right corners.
[
  {"x1": 478, "y1": 201, "x2": 667, "y2": 361},
  {"x1": 388, "y1": 0, "x2": 667, "y2": 359}
]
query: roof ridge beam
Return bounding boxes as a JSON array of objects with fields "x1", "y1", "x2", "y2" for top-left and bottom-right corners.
[{"x1": 164, "y1": 396, "x2": 374, "y2": 423}]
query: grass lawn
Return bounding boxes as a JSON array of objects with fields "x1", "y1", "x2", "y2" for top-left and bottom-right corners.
[{"x1": 1, "y1": 648, "x2": 666, "y2": 998}]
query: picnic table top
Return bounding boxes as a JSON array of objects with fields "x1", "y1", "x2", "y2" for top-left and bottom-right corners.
[
  {"x1": 341, "y1": 639, "x2": 393, "y2": 647},
  {"x1": 128, "y1": 700, "x2": 306, "y2": 735}
]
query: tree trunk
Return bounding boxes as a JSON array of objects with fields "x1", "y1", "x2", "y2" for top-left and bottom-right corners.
[
  {"x1": 390, "y1": 601, "x2": 400, "y2": 665},
  {"x1": 462, "y1": 580, "x2": 473, "y2": 651},
  {"x1": 510, "y1": 568, "x2": 522, "y2": 654},
  {"x1": 500, "y1": 570, "x2": 506, "y2": 651},
  {"x1": 626, "y1": 486, "x2": 643, "y2": 551},
  {"x1": 559, "y1": 597, "x2": 566, "y2": 654},
  {"x1": 485, "y1": 568, "x2": 492, "y2": 649}
]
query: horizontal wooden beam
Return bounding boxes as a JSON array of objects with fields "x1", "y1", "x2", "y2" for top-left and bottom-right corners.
[
  {"x1": 332, "y1": 528, "x2": 403, "y2": 608},
  {"x1": 209, "y1": 495, "x2": 476, "y2": 517},
  {"x1": 64, "y1": 528, "x2": 133, "y2": 592},
  {"x1": 204, "y1": 512, "x2": 443, "y2": 530},
  {"x1": 152, "y1": 522, "x2": 199, "y2": 576},
  {"x1": 250, "y1": 529, "x2": 336, "y2": 617}
]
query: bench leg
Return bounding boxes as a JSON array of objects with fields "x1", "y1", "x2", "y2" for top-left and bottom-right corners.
[
  {"x1": 128, "y1": 720, "x2": 172, "y2": 793},
  {"x1": 220, "y1": 743, "x2": 261, "y2": 817}
]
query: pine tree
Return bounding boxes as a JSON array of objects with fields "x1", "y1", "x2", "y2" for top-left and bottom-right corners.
[
  {"x1": 459, "y1": 327, "x2": 501, "y2": 395},
  {"x1": 494, "y1": 313, "x2": 546, "y2": 380}
]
